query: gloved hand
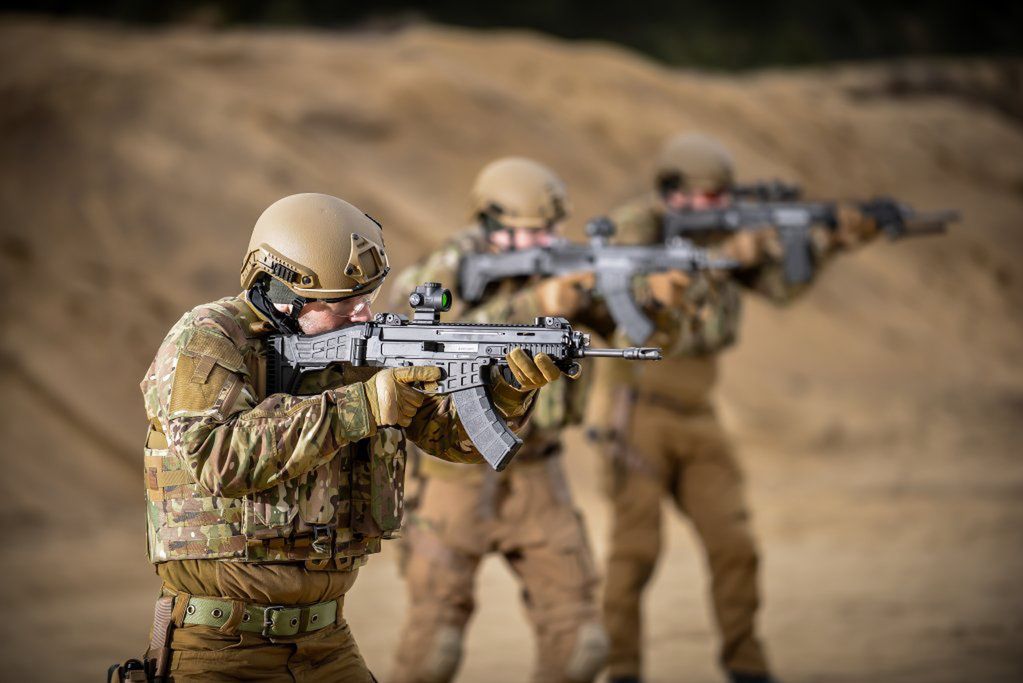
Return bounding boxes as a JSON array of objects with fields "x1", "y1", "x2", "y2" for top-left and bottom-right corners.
[
  {"x1": 861, "y1": 197, "x2": 903, "y2": 233},
  {"x1": 507, "y1": 346, "x2": 577, "y2": 388},
  {"x1": 363, "y1": 366, "x2": 443, "y2": 428},
  {"x1": 533, "y1": 272, "x2": 595, "y2": 317},
  {"x1": 645, "y1": 270, "x2": 691, "y2": 309},
  {"x1": 489, "y1": 347, "x2": 578, "y2": 418},
  {"x1": 834, "y1": 201, "x2": 883, "y2": 247},
  {"x1": 719, "y1": 228, "x2": 784, "y2": 267}
]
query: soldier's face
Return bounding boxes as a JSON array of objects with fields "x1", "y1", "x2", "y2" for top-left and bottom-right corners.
[
  {"x1": 490, "y1": 223, "x2": 560, "y2": 251},
  {"x1": 666, "y1": 189, "x2": 731, "y2": 211},
  {"x1": 296, "y1": 294, "x2": 374, "y2": 334}
]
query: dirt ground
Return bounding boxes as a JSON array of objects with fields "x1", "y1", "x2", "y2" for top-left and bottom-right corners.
[{"x1": 0, "y1": 18, "x2": 1021, "y2": 682}]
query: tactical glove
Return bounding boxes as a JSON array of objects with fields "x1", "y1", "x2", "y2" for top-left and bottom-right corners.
[
  {"x1": 533, "y1": 272, "x2": 596, "y2": 318},
  {"x1": 363, "y1": 366, "x2": 443, "y2": 428},
  {"x1": 645, "y1": 270, "x2": 692, "y2": 309},
  {"x1": 508, "y1": 346, "x2": 576, "y2": 388},
  {"x1": 719, "y1": 228, "x2": 784, "y2": 267},
  {"x1": 834, "y1": 201, "x2": 882, "y2": 247},
  {"x1": 489, "y1": 347, "x2": 578, "y2": 417}
]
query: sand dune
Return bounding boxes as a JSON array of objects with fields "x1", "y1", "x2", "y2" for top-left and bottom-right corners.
[{"x1": 0, "y1": 18, "x2": 1021, "y2": 682}]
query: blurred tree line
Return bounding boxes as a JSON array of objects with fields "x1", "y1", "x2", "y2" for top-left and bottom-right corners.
[{"x1": 4, "y1": 0, "x2": 1020, "y2": 69}]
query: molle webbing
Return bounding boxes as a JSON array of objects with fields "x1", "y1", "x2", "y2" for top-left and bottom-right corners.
[
  {"x1": 144, "y1": 446, "x2": 247, "y2": 559},
  {"x1": 144, "y1": 296, "x2": 402, "y2": 567}
]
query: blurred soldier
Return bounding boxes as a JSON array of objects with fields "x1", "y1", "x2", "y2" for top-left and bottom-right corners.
[
  {"x1": 137, "y1": 193, "x2": 566, "y2": 682},
  {"x1": 390, "y1": 158, "x2": 625, "y2": 683},
  {"x1": 591, "y1": 133, "x2": 882, "y2": 683}
]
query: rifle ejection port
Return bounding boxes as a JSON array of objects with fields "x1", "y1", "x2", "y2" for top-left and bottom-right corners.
[{"x1": 438, "y1": 343, "x2": 478, "y2": 353}]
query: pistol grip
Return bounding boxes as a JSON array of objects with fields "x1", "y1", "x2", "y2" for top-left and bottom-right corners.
[
  {"x1": 597, "y1": 270, "x2": 654, "y2": 345},
  {"x1": 779, "y1": 227, "x2": 814, "y2": 284},
  {"x1": 452, "y1": 385, "x2": 522, "y2": 471}
]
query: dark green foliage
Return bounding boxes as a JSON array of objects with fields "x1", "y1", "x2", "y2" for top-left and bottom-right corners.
[{"x1": 3, "y1": 1, "x2": 1020, "y2": 68}]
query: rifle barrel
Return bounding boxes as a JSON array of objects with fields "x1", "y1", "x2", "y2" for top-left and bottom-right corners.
[{"x1": 583, "y1": 347, "x2": 663, "y2": 361}]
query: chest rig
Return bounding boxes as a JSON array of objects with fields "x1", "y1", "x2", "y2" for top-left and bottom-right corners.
[{"x1": 143, "y1": 298, "x2": 406, "y2": 568}]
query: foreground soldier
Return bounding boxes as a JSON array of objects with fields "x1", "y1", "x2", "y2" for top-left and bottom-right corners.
[
  {"x1": 591, "y1": 134, "x2": 883, "y2": 683},
  {"x1": 137, "y1": 193, "x2": 566, "y2": 682},
  {"x1": 389, "y1": 158, "x2": 619, "y2": 683}
]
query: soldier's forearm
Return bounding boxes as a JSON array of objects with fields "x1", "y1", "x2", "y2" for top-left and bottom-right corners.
[
  {"x1": 406, "y1": 395, "x2": 486, "y2": 465},
  {"x1": 169, "y1": 384, "x2": 374, "y2": 497}
]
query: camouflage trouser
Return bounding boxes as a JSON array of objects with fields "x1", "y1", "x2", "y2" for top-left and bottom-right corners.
[
  {"x1": 167, "y1": 618, "x2": 374, "y2": 681},
  {"x1": 392, "y1": 457, "x2": 607, "y2": 683},
  {"x1": 603, "y1": 401, "x2": 768, "y2": 678}
]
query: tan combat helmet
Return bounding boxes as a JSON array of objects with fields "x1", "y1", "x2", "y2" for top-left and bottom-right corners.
[
  {"x1": 470, "y1": 157, "x2": 569, "y2": 230},
  {"x1": 241, "y1": 192, "x2": 389, "y2": 301},
  {"x1": 655, "y1": 133, "x2": 736, "y2": 194}
]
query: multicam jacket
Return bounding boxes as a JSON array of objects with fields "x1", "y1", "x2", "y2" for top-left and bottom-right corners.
[
  {"x1": 389, "y1": 227, "x2": 602, "y2": 475},
  {"x1": 141, "y1": 294, "x2": 526, "y2": 567}
]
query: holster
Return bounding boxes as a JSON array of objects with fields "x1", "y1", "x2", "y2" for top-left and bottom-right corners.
[
  {"x1": 109, "y1": 595, "x2": 176, "y2": 682},
  {"x1": 606, "y1": 386, "x2": 637, "y2": 494},
  {"x1": 147, "y1": 595, "x2": 177, "y2": 681},
  {"x1": 107, "y1": 659, "x2": 150, "y2": 683}
]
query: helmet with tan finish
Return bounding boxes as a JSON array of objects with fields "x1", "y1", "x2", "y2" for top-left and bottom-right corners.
[
  {"x1": 241, "y1": 193, "x2": 389, "y2": 300},
  {"x1": 655, "y1": 133, "x2": 735, "y2": 194},
  {"x1": 471, "y1": 157, "x2": 569, "y2": 229}
]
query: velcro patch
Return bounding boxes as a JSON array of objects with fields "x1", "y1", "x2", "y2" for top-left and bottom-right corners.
[
  {"x1": 184, "y1": 331, "x2": 246, "y2": 373},
  {"x1": 168, "y1": 353, "x2": 236, "y2": 414}
]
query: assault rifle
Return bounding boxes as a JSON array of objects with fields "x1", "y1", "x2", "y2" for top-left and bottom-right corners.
[
  {"x1": 266, "y1": 282, "x2": 661, "y2": 471},
  {"x1": 663, "y1": 198, "x2": 958, "y2": 284},
  {"x1": 733, "y1": 179, "x2": 803, "y2": 202},
  {"x1": 459, "y1": 217, "x2": 738, "y2": 346}
]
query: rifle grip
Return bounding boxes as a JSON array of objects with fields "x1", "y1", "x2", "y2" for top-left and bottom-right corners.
[
  {"x1": 452, "y1": 385, "x2": 522, "y2": 471},
  {"x1": 779, "y1": 228, "x2": 814, "y2": 284},
  {"x1": 597, "y1": 270, "x2": 654, "y2": 345}
]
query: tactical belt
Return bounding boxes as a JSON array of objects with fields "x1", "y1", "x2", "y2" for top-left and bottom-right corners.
[{"x1": 178, "y1": 595, "x2": 340, "y2": 637}]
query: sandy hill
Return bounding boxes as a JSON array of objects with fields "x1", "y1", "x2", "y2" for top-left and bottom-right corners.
[{"x1": 0, "y1": 18, "x2": 1021, "y2": 682}]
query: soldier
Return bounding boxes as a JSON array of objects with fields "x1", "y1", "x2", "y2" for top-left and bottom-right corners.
[
  {"x1": 137, "y1": 193, "x2": 570, "y2": 682},
  {"x1": 590, "y1": 133, "x2": 883, "y2": 683},
  {"x1": 389, "y1": 158, "x2": 631, "y2": 683}
]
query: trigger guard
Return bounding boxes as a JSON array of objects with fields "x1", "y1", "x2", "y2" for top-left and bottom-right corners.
[{"x1": 497, "y1": 364, "x2": 523, "y2": 390}]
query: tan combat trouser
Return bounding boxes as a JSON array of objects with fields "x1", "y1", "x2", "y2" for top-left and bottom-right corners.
[
  {"x1": 167, "y1": 617, "x2": 374, "y2": 682},
  {"x1": 603, "y1": 400, "x2": 768, "y2": 679},
  {"x1": 392, "y1": 457, "x2": 607, "y2": 683}
]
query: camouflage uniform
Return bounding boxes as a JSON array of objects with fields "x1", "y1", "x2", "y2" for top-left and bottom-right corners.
[
  {"x1": 141, "y1": 293, "x2": 534, "y2": 681},
  {"x1": 597, "y1": 193, "x2": 872, "y2": 680},
  {"x1": 389, "y1": 229, "x2": 609, "y2": 683}
]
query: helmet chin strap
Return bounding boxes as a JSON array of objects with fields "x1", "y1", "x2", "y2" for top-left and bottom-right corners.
[{"x1": 249, "y1": 278, "x2": 305, "y2": 335}]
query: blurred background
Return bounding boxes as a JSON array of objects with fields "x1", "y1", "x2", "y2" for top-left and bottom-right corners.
[{"x1": 1, "y1": 2, "x2": 1021, "y2": 681}]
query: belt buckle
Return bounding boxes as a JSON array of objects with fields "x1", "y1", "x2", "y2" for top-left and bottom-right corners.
[{"x1": 261, "y1": 605, "x2": 285, "y2": 637}]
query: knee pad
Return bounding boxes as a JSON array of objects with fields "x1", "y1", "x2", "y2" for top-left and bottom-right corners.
[
  {"x1": 421, "y1": 624, "x2": 464, "y2": 683},
  {"x1": 564, "y1": 621, "x2": 609, "y2": 682}
]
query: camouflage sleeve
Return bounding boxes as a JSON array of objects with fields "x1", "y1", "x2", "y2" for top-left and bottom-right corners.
[
  {"x1": 153, "y1": 316, "x2": 375, "y2": 498},
  {"x1": 609, "y1": 195, "x2": 663, "y2": 246}
]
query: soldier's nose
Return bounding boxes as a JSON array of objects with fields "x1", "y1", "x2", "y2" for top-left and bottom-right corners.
[{"x1": 349, "y1": 305, "x2": 373, "y2": 323}]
